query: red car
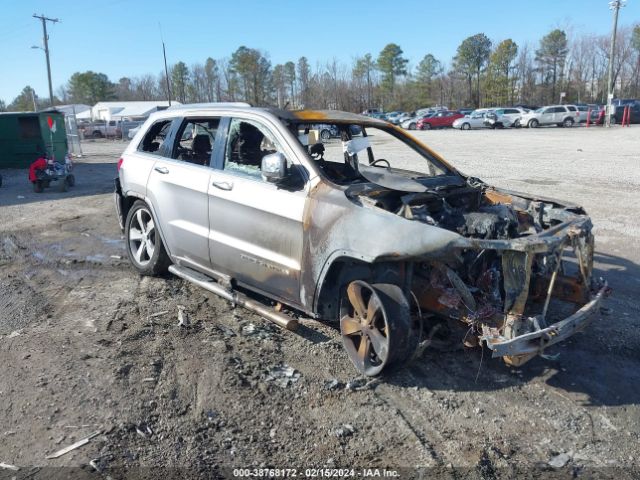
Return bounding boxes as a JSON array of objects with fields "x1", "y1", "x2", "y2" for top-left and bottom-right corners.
[{"x1": 417, "y1": 111, "x2": 464, "y2": 129}]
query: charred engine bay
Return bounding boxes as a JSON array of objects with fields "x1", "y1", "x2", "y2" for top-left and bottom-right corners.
[
  {"x1": 347, "y1": 181, "x2": 587, "y2": 241},
  {"x1": 347, "y1": 181, "x2": 595, "y2": 342}
]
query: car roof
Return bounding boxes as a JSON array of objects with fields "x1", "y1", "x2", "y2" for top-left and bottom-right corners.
[{"x1": 153, "y1": 103, "x2": 390, "y2": 127}]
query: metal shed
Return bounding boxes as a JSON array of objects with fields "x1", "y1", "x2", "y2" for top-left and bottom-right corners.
[{"x1": 0, "y1": 111, "x2": 68, "y2": 168}]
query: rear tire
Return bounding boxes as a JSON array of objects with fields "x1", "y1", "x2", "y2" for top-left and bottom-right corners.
[
  {"x1": 408, "y1": 123, "x2": 416, "y2": 130},
  {"x1": 125, "y1": 200, "x2": 171, "y2": 276},
  {"x1": 528, "y1": 119, "x2": 539, "y2": 128},
  {"x1": 563, "y1": 117, "x2": 574, "y2": 127},
  {"x1": 320, "y1": 129, "x2": 331, "y2": 141}
]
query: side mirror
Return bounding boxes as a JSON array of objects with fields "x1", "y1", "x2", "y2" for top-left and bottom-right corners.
[{"x1": 261, "y1": 152, "x2": 287, "y2": 183}]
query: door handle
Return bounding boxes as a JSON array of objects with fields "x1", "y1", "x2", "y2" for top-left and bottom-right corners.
[
  {"x1": 154, "y1": 166, "x2": 169, "y2": 174},
  {"x1": 211, "y1": 181, "x2": 233, "y2": 191}
]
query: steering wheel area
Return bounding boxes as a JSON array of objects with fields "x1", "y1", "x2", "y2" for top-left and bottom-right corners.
[{"x1": 370, "y1": 158, "x2": 390, "y2": 168}]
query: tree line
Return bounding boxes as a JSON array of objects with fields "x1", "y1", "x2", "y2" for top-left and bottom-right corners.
[{"x1": 2, "y1": 25, "x2": 639, "y2": 114}]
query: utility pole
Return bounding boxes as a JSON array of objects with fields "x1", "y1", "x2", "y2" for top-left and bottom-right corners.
[
  {"x1": 605, "y1": 0, "x2": 625, "y2": 127},
  {"x1": 33, "y1": 13, "x2": 59, "y2": 108}
]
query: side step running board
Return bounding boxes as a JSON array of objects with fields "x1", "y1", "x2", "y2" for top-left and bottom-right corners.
[{"x1": 168, "y1": 265, "x2": 299, "y2": 331}]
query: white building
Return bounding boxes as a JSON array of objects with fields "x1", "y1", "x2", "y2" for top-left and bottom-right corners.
[
  {"x1": 91, "y1": 101, "x2": 180, "y2": 122},
  {"x1": 55, "y1": 104, "x2": 91, "y2": 119}
]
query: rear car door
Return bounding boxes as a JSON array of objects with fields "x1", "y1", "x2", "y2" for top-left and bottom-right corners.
[
  {"x1": 503, "y1": 108, "x2": 520, "y2": 126},
  {"x1": 146, "y1": 116, "x2": 221, "y2": 268},
  {"x1": 123, "y1": 118, "x2": 175, "y2": 200},
  {"x1": 539, "y1": 107, "x2": 555, "y2": 125},
  {"x1": 207, "y1": 116, "x2": 307, "y2": 303},
  {"x1": 552, "y1": 107, "x2": 566, "y2": 124}
]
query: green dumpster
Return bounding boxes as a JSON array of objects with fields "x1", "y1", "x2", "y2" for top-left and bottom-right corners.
[{"x1": 0, "y1": 111, "x2": 68, "y2": 169}]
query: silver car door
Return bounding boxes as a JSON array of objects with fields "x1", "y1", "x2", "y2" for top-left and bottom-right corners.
[
  {"x1": 123, "y1": 118, "x2": 175, "y2": 197},
  {"x1": 207, "y1": 117, "x2": 306, "y2": 303},
  {"x1": 540, "y1": 108, "x2": 553, "y2": 125},
  {"x1": 146, "y1": 117, "x2": 220, "y2": 268}
]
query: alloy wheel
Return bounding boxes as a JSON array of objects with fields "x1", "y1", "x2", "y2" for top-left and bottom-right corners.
[{"x1": 128, "y1": 208, "x2": 156, "y2": 267}]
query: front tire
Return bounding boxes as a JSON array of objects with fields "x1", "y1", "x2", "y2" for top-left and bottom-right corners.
[
  {"x1": 408, "y1": 122, "x2": 416, "y2": 130},
  {"x1": 528, "y1": 119, "x2": 539, "y2": 128},
  {"x1": 320, "y1": 129, "x2": 331, "y2": 141},
  {"x1": 340, "y1": 281, "x2": 419, "y2": 376},
  {"x1": 422, "y1": 123, "x2": 432, "y2": 130},
  {"x1": 461, "y1": 122, "x2": 471, "y2": 130},
  {"x1": 125, "y1": 201, "x2": 171, "y2": 275}
]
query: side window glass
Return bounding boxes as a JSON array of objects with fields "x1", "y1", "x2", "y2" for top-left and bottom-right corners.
[
  {"x1": 172, "y1": 118, "x2": 219, "y2": 166},
  {"x1": 224, "y1": 118, "x2": 286, "y2": 181},
  {"x1": 138, "y1": 120, "x2": 172, "y2": 154}
]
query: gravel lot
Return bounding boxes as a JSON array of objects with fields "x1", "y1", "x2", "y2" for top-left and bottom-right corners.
[{"x1": 0, "y1": 126, "x2": 638, "y2": 478}]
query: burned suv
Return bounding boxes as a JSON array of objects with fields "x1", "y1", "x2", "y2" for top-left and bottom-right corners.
[{"x1": 114, "y1": 104, "x2": 607, "y2": 376}]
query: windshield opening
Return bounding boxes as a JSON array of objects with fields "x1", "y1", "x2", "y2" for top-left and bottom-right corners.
[{"x1": 292, "y1": 122, "x2": 451, "y2": 186}]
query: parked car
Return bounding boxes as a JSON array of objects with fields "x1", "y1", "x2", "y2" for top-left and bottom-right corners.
[
  {"x1": 81, "y1": 120, "x2": 120, "y2": 138},
  {"x1": 396, "y1": 111, "x2": 415, "y2": 124},
  {"x1": 483, "y1": 107, "x2": 527, "y2": 128},
  {"x1": 520, "y1": 105, "x2": 581, "y2": 128},
  {"x1": 385, "y1": 111, "x2": 406, "y2": 125},
  {"x1": 615, "y1": 101, "x2": 640, "y2": 123},
  {"x1": 313, "y1": 124, "x2": 362, "y2": 140},
  {"x1": 417, "y1": 111, "x2": 464, "y2": 129},
  {"x1": 115, "y1": 104, "x2": 606, "y2": 376},
  {"x1": 458, "y1": 108, "x2": 474, "y2": 116},
  {"x1": 591, "y1": 102, "x2": 640, "y2": 125},
  {"x1": 127, "y1": 124, "x2": 143, "y2": 139},
  {"x1": 401, "y1": 113, "x2": 436, "y2": 130},
  {"x1": 362, "y1": 108, "x2": 382, "y2": 116},
  {"x1": 574, "y1": 104, "x2": 591, "y2": 123},
  {"x1": 452, "y1": 109, "x2": 493, "y2": 130}
]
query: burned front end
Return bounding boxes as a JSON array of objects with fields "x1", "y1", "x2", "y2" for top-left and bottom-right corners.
[{"x1": 350, "y1": 180, "x2": 608, "y2": 365}]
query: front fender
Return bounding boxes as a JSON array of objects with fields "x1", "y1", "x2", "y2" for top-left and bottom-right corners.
[{"x1": 302, "y1": 181, "x2": 461, "y2": 312}]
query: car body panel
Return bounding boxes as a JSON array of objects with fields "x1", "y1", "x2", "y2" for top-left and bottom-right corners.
[{"x1": 116, "y1": 104, "x2": 607, "y2": 368}]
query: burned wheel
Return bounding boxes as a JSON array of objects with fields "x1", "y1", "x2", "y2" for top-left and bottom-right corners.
[{"x1": 340, "y1": 281, "x2": 418, "y2": 376}]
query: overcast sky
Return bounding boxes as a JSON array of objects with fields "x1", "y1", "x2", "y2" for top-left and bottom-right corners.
[{"x1": 1, "y1": 0, "x2": 639, "y2": 103}]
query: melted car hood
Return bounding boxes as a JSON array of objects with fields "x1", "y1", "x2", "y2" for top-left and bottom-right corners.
[{"x1": 356, "y1": 164, "x2": 465, "y2": 193}]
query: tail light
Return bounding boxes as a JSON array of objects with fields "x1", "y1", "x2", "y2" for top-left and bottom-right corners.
[{"x1": 117, "y1": 157, "x2": 123, "y2": 171}]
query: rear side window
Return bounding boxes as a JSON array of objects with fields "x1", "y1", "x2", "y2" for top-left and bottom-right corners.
[
  {"x1": 171, "y1": 117, "x2": 219, "y2": 166},
  {"x1": 566, "y1": 106, "x2": 577, "y2": 112},
  {"x1": 138, "y1": 120, "x2": 172, "y2": 155},
  {"x1": 504, "y1": 109, "x2": 519, "y2": 114}
]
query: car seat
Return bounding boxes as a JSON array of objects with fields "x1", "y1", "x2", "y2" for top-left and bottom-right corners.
[{"x1": 191, "y1": 134, "x2": 211, "y2": 165}]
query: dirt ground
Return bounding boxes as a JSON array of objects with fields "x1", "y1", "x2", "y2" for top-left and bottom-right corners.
[{"x1": 1, "y1": 125, "x2": 639, "y2": 479}]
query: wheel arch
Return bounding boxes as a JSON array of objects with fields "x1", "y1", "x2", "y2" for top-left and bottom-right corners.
[
  {"x1": 123, "y1": 195, "x2": 174, "y2": 259},
  {"x1": 313, "y1": 255, "x2": 409, "y2": 321}
]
